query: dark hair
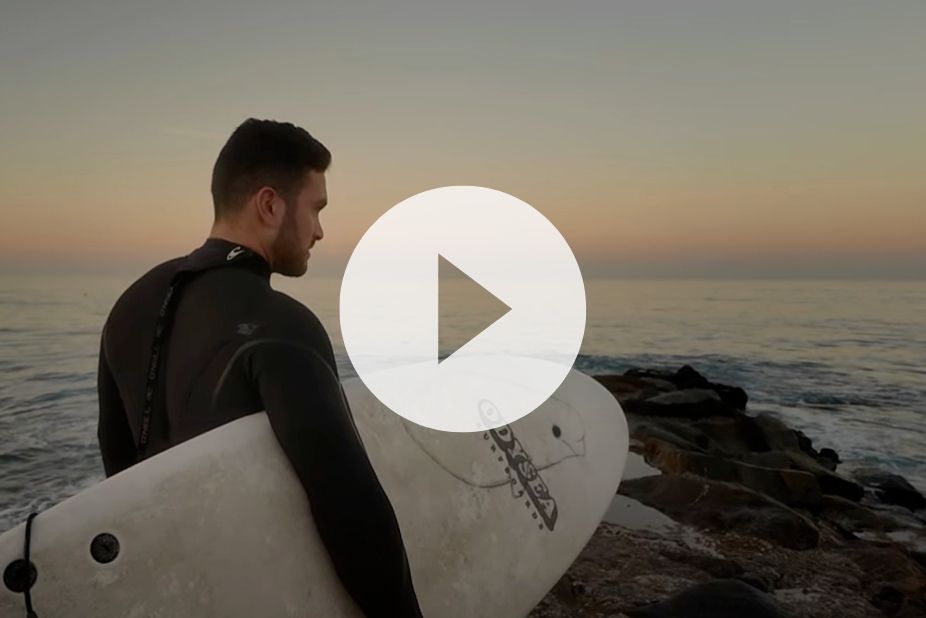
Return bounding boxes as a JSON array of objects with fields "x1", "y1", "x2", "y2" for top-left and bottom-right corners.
[{"x1": 211, "y1": 118, "x2": 331, "y2": 218}]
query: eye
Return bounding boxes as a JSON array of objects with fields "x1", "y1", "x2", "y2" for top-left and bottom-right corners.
[{"x1": 551, "y1": 425, "x2": 562, "y2": 438}]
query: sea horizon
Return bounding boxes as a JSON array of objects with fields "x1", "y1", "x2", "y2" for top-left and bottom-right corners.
[{"x1": 2, "y1": 274, "x2": 925, "y2": 531}]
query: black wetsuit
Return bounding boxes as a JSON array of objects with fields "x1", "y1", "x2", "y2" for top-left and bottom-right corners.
[{"x1": 96, "y1": 238, "x2": 423, "y2": 617}]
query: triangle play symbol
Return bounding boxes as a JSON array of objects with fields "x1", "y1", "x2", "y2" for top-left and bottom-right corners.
[{"x1": 438, "y1": 254, "x2": 511, "y2": 363}]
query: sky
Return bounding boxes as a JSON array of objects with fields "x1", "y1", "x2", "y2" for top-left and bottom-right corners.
[{"x1": 1, "y1": 0, "x2": 924, "y2": 278}]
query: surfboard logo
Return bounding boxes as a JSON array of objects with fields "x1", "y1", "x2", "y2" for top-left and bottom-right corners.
[{"x1": 479, "y1": 399, "x2": 559, "y2": 532}]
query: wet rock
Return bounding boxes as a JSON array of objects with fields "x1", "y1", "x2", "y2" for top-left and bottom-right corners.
[
  {"x1": 753, "y1": 413, "x2": 801, "y2": 452},
  {"x1": 741, "y1": 451, "x2": 794, "y2": 469},
  {"x1": 629, "y1": 418, "x2": 712, "y2": 453},
  {"x1": 819, "y1": 494, "x2": 900, "y2": 534},
  {"x1": 818, "y1": 448, "x2": 840, "y2": 471},
  {"x1": 871, "y1": 585, "x2": 904, "y2": 615},
  {"x1": 619, "y1": 474, "x2": 820, "y2": 550},
  {"x1": 853, "y1": 468, "x2": 926, "y2": 512},
  {"x1": 648, "y1": 389, "x2": 721, "y2": 406},
  {"x1": 735, "y1": 573, "x2": 775, "y2": 593},
  {"x1": 625, "y1": 579, "x2": 792, "y2": 618},
  {"x1": 625, "y1": 365, "x2": 749, "y2": 410},
  {"x1": 847, "y1": 546, "x2": 926, "y2": 616},
  {"x1": 691, "y1": 416, "x2": 773, "y2": 454},
  {"x1": 657, "y1": 548, "x2": 744, "y2": 579},
  {"x1": 642, "y1": 442, "x2": 822, "y2": 507},
  {"x1": 593, "y1": 374, "x2": 676, "y2": 404},
  {"x1": 794, "y1": 430, "x2": 817, "y2": 458},
  {"x1": 624, "y1": 390, "x2": 740, "y2": 419},
  {"x1": 533, "y1": 365, "x2": 926, "y2": 616},
  {"x1": 781, "y1": 451, "x2": 864, "y2": 502},
  {"x1": 529, "y1": 521, "x2": 900, "y2": 618}
]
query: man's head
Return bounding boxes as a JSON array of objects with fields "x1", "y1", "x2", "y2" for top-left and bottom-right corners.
[{"x1": 211, "y1": 118, "x2": 330, "y2": 276}]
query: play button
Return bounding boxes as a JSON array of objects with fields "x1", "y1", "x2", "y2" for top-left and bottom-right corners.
[
  {"x1": 340, "y1": 186, "x2": 586, "y2": 432},
  {"x1": 438, "y1": 255, "x2": 511, "y2": 363}
]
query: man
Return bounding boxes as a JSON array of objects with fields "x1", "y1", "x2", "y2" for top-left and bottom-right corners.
[{"x1": 96, "y1": 118, "x2": 423, "y2": 617}]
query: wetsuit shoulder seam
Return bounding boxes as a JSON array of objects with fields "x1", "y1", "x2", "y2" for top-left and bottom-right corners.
[{"x1": 209, "y1": 337, "x2": 338, "y2": 413}]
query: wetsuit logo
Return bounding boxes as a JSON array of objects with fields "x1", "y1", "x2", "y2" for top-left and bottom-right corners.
[
  {"x1": 236, "y1": 323, "x2": 260, "y2": 336},
  {"x1": 226, "y1": 246, "x2": 245, "y2": 261}
]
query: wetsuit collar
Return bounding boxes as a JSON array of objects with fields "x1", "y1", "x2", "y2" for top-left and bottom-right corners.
[{"x1": 186, "y1": 238, "x2": 271, "y2": 280}]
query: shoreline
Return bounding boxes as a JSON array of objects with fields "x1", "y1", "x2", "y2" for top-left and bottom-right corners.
[{"x1": 530, "y1": 364, "x2": 926, "y2": 617}]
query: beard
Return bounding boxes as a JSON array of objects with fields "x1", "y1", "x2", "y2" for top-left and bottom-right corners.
[{"x1": 270, "y1": 207, "x2": 309, "y2": 277}]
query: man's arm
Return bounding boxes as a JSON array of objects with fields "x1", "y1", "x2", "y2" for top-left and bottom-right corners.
[
  {"x1": 244, "y1": 339, "x2": 424, "y2": 618},
  {"x1": 97, "y1": 326, "x2": 137, "y2": 477}
]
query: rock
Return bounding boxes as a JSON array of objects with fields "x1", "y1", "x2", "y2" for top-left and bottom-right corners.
[
  {"x1": 819, "y1": 494, "x2": 900, "y2": 534},
  {"x1": 711, "y1": 384, "x2": 749, "y2": 412},
  {"x1": 647, "y1": 388, "x2": 720, "y2": 406},
  {"x1": 734, "y1": 573, "x2": 775, "y2": 593},
  {"x1": 625, "y1": 365, "x2": 749, "y2": 410},
  {"x1": 624, "y1": 390, "x2": 740, "y2": 419},
  {"x1": 846, "y1": 546, "x2": 926, "y2": 616},
  {"x1": 529, "y1": 521, "x2": 901, "y2": 618},
  {"x1": 625, "y1": 579, "x2": 792, "y2": 618},
  {"x1": 623, "y1": 451, "x2": 664, "y2": 481},
  {"x1": 870, "y1": 585, "x2": 904, "y2": 615},
  {"x1": 639, "y1": 377, "x2": 680, "y2": 392},
  {"x1": 657, "y1": 549, "x2": 744, "y2": 579},
  {"x1": 741, "y1": 451, "x2": 794, "y2": 469},
  {"x1": 641, "y1": 439, "x2": 822, "y2": 507},
  {"x1": 605, "y1": 495, "x2": 679, "y2": 532},
  {"x1": 782, "y1": 451, "x2": 864, "y2": 502},
  {"x1": 619, "y1": 474, "x2": 820, "y2": 550},
  {"x1": 753, "y1": 413, "x2": 801, "y2": 452},
  {"x1": 629, "y1": 418, "x2": 712, "y2": 453},
  {"x1": 691, "y1": 416, "x2": 772, "y2": 454},
  {"x1": 818, "y1": 448, "x2": 840, "y2": 471},
  {"x1": 672, "y1": 364, "x2": 709, "y2": 387},
  {"x1": 593, "y1": 375, "x2": 676, "y2": 403},
  {"x1": 852, "y1": 468, "x2": 926, "y2": 512}
]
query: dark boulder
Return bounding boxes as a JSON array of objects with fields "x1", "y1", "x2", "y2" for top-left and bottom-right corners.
[
  {"x1": 852, "y1": 468, "x2": 926, "y2": 512},
  {"x1": 752, "y1": 413, "x2": 801, "y2": 452},
  {"x1": 847, "y1": 546, "x2": 926, "y2": 616},
  {"x1": 818, "y1": 448, "x2": 840, "y2": 471},
  {"x1": 794, "y1": 429, "x2": 817, "y2": 458},
  {"x1": 593, "y1": 374, "x2": 676, "y2": 404},
  {"x1": 625, "y1": 364, "x2": 749, "y2": 410},
  {"x1": 819, "y1": 494, "x2": 900, "y2": 534},
  {"x1": 870, "y1": 585, "x2": 904, "y2": 616},
  {"x1": 641, "y1": 439, "x2": 822, "y2": 507},
  {"x1": 625, "y1": 579, "x2": 792, "y2": 618},
  {"x1": 619, "y1": 474, "x2": 820, "y2": 550},
  {"x1": 624, "y1": 389, "x2": 740, "y2": 419},
  {"x1": 628, "y1": 418, "x2": 712, "y2": 453},
  {"x1": 789, "y1": 452, "x2": 864, "y2": 502},
  {"x1": 691, "y1": 416, "x2": 771, "y2": 454}
]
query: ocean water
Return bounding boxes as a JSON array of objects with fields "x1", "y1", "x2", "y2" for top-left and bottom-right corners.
[{"x1": 1, "y1": 274, "x2": 925, "y2": 532}]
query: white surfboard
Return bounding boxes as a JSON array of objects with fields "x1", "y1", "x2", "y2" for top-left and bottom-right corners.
[{"x1": 1, "y1": 369, "x2": 627, "y2": 617}]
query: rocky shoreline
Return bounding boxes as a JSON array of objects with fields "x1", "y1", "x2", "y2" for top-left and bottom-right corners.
[{"x1": 529, "y1": 365, "x2": 926, "y2": 617}]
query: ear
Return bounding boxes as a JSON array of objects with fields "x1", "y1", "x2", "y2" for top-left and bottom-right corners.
[{"x1": 254, "y1": 186, "x2": 283, "y2": 226}]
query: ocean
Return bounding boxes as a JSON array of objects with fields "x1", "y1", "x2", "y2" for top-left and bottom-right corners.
[{"x1": 1, "y1": 274, "x2": 924, "y2": 532}]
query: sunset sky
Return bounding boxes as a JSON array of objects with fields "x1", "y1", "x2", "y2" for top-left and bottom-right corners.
[{"x1": 1, "y1": 0, "x2": 924, "y2": 278}]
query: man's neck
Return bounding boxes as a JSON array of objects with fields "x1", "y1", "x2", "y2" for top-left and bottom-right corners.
[{"x1": 208, "y1": 222, "x2": 271, "y2": 265}]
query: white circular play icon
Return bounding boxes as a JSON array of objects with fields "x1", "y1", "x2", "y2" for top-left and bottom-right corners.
[{"x1": 340, "y1": 186, "x2": 586, "y2": 432}]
